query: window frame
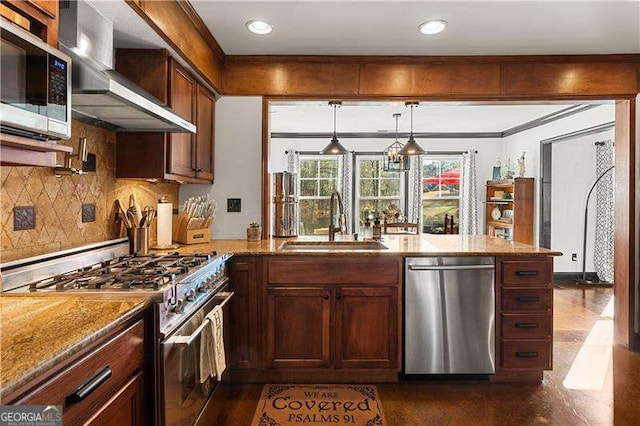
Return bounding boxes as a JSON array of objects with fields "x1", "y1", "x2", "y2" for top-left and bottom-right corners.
[
  {"x1": 354, "y1": 154, "x2": 406, "y2": 232},
  {"x1": 297, "y1": 155, "x2": 340, "y2": 236},
  {"x1": 421, "y1": 155, "x2": 462, "y2": 234}
]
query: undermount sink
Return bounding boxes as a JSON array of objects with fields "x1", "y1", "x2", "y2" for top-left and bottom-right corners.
[{"x1": 279, "y1": 241, "x2": 389, "y2": 251}]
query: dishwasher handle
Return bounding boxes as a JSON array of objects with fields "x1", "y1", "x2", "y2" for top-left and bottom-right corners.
[{"x1": 408, "y1": 264, "x2": 494, "y2": 271}]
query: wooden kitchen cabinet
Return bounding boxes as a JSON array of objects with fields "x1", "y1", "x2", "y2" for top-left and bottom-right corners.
[
  {"x1": 84, "y1": 372, "x2": 144, "y2": 426},
  {"x1": 166, "y1": 58, "x2": 197, "y2": 178},
  {"x1": 266, "y1": 287, "x2": 331, "y2": 369},
  {"x1": 493, "y1": 257, "x2": 554, "y2": 382},
  {"x1": 335, "y1": 287, "x2": 398, "y2": 369},
  {"x1": 228, "y1": 257, "x2": 260, "y2": 370},
  {"x1": 115, "y1": 50, "x2": 215, "y2": 184},
  {"x1": 9, "y1": 320, "x2": 146, "y2": 425},
  {"x1": 259, "y1": 256, "x2": 402, "y2": 380},
  {"x1": 1, "y1": 0, "x2": 58, "y2": 46}
]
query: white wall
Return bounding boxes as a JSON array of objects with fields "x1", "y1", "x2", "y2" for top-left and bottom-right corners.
[
  {"x1": 180, "y1": 97, "x2": 263, "y2": 239},
  {"x1": 270, "y1": 137, "x2": 504, "y2": 231},
  {"x1": 502, "y1": 104, "x2": 615, "y2": 244},
  {"x1": 550, "y1": 132, "x2": 615, "y2": 272}
]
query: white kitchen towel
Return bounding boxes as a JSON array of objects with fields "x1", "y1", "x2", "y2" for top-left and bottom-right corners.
[
  {"x1": 198, "y1": 317, "x2": 215, "y2": 383},
  {"x1": 208, "y1": 305, "x2": 227, "y2": 381}
]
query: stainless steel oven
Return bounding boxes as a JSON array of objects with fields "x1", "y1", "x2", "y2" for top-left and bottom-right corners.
[
  {"x1": 0, "y1": 17, "x2": 72, "y2": 140},
  {"x1": 160, "y1": 286, "x2": 233, "y2": 426}
]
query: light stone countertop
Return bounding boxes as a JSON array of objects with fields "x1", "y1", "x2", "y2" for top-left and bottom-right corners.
[
  {"x1": 171, "y1": 234, "x2": 562, "y2": 257},
  {"x1": 0, "y1": 295, "x2": 149, "y2": 402}
]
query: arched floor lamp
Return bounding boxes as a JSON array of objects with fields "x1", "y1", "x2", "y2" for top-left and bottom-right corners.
[{"x1": 580, "y1": 164, "x2": 614, "y2": 284}]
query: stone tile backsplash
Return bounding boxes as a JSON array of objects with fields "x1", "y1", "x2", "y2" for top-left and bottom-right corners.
[{"x1": 0, "y1": 120, "x2": 179, "y2": 263}]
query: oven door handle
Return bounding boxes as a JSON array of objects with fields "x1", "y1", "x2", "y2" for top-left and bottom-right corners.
[{"x1": 164, "y1": 291, "x2": 234, "y2": 348}]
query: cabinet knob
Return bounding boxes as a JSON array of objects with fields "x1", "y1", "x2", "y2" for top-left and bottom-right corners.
[
  {"x1": 336, "y1": 293, "x2": 341, "y2": 300},
  {"x1": 323, "y1": 295, "x2": 329, "y2": 300}
]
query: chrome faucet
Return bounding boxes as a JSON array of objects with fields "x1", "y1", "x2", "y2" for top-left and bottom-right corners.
[{"x1": 328, "y1": 190, "x2": 345, "y2": 241}]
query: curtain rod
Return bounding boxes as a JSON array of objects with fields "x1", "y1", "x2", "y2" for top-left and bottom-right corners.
[{"x1": 285, "y1": 149, "x2": 477, "y2": 155}]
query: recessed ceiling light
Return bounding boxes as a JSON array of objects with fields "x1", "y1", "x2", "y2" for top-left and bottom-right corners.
[
  {"x1": 418, "y1": 19, "x2": 447, "y2": 35},
  {"x1": 246, "y1": 20, "x2": 273, "y2": 35}
]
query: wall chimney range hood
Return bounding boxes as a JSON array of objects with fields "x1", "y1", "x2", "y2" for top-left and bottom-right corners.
[{"x1": 58, "y1": 0, "x2": 196, "y2": 133}]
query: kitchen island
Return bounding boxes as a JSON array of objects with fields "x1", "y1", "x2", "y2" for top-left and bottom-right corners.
[{"x1": 175, "y1": 234, "x2": 560, "y2": 384}]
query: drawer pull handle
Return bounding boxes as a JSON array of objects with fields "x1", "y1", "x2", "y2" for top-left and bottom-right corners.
[
  {"x1": 515, "y1": 322, "x2": 539, "y2": 329},
  {"x1": 516, "y1": 270, "x2": 539, "y2": 277},
  {"x1": 515, "y1": 351, "x2": 539, "y2": 358},
  {"x1": 516, "y1": 296, "x2": 540, "y2": 302},
  {"x1": 66, "y1": 366, "x2": 112, "y2": 405}
]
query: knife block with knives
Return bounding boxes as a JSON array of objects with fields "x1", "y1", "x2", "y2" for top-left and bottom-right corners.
[{"x1": 173, "y1": 195, "x2": 215, "y2": 245}]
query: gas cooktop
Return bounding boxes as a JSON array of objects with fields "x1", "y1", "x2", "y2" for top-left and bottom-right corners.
[{"x1": 26, "y1": 252, "x2": 219, "y2": 292}]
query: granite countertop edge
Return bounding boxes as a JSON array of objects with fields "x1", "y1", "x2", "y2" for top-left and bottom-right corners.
[{"x1": 0, "y1": 299, "x2": 149, "y2": 402}]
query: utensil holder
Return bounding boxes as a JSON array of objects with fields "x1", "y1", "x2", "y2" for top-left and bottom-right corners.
[{"x1": 128, "y1": 227, "x2": 150, "y2": 254}]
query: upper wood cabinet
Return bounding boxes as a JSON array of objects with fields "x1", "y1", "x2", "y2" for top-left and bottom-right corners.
[
  {"x1": 1, "y1": 0, "x2": 58, "y2": 46},
  {"x1": 167, "y1": 59, "x2": 197, "y2": 178},
  {"x1": 115, "y1": 50, "x2": 215, "y2": 184}
]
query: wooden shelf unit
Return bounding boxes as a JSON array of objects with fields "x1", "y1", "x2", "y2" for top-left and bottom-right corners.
[{"x1": 485, "y1": 178, "x2": 534, "y2": 244}]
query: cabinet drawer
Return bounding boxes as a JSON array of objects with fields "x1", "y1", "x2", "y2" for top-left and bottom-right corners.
[
  {"x1": 501, "y1": 340, "x2": 551, "y2": 370},
  {"x1": 502, "y1": 288, "x2": 552, "y2": 311},
  {"x1": 19, "y1": 321, "x2": 144, "y2": 426},
  {"x1": 501, "y1": 260, "x2": 552, "y2": 287},
  {"x1": 268, "y1": 258, "x2": 399, "y2": 285},
  {"x1": 501, "y1": 313, "x2": 552, "y2": 339}
]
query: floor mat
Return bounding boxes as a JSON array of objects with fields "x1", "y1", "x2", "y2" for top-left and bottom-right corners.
[{"x1": 251, "y1": 384, "x2": 387, "y2": 426}]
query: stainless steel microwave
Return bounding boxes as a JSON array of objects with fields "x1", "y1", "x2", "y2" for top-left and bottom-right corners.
[{"x1": 0, "y1": 17, "x2": 72, "y2": 140}]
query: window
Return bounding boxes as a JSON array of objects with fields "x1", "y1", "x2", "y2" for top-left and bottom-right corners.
[
  {"x1": 356, "y1": 157, "x2": 404, "y2": 230},
  {"x1": 422, "y1": 157, "x2": 461, "y2": 234},
  {"x1": 298, "y1": 157, "x2": 339, "y2": 235}
]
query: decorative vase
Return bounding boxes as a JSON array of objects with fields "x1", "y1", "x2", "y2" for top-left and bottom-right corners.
[
  {"x1": 247, "y1": 227, "x2": 262, "y2": 241},
  {"x1": 491, "y1": 207, "x2": 501, "y2": 222}
]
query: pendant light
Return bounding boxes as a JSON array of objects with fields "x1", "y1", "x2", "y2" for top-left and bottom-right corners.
[
  {"x1": 399, "y1": 101, "x2": 427, "y2": 156},
  {"x1": 320, "y1": 101, "x2": 348, "y2": 155},
  {"x1": 383, "y1": 113, "x2": 410, "y2": 172}
]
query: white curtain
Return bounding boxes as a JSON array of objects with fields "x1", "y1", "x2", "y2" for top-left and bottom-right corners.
[
  {"x1": 459, "y1": 150, "x2": 479, "y2": 235},
  {"x1": 406, "y1": 155, "x2": 423, "y2": 229},
  {"x1": 286, "y1": 149, "x2": 299, "y2": 174},
  {"x1": 339, "y1": 152, "x2": 353, "y2": 234},
  {"x1": 594, "y1": 140, "x2": 614, "y2": 283}
]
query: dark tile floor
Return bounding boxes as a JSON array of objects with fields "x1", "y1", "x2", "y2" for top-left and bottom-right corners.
[{"x1": 219, "y1": 284, "x2": 640, "y2": 425}]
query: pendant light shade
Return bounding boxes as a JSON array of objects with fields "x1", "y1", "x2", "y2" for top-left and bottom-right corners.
[
  {"x1": 383, "y1": 113, "x2": 410, "y2": 172},
  {"x1": 398, "y1": 101, "x2": 427, "y2": 156},
  {"x1": 320, "y1": 101, "x2": 348, "y2": 155}
]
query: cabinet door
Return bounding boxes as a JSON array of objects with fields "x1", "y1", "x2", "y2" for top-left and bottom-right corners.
[
  {"x1": 84, "y1": 372, "x2": 144, "y2": 426},
  {"x1": 266, "y1": 287, "x2": 331, "y2": 369},
  {"x1": 229, "y1": 257, "x2": 259, "y2": 370},
  {"x1": 335, "y1": 287, "x2": 398, "y2": 369},
  {"x1": 167, "y1": 59, "x2": 196, "y2": 178},
  {"x1": 194, "y1": 85, "x2": 215, "y2": 182}
]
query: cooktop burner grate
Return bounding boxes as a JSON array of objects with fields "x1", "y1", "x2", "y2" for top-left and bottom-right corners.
[{"x1": 28, "y1": 252, "x2": 217, "y2": 292}]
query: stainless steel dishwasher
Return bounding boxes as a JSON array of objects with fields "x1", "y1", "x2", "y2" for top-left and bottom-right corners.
[{"x1": 404, "y1": 257, "x2": 495, "y2": 375}]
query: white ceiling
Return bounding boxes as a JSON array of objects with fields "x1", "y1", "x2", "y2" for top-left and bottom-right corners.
[
  {"x1": 191, "y1": 0, "x2": 640, "y2": 55},
  {"x1": 270, "y1": 103, "x2": 584, "y2": 133}
]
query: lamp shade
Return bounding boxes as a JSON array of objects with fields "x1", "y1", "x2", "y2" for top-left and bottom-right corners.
[
  {"x1": 398, "y1": 134, "x2": 427, "y2": 156},
  {"x1": 321, "y1": 136, "x2": 349, "y2": 155}
]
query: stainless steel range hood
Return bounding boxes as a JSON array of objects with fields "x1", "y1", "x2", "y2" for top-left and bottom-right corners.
[{"x1": 58, "y1": 0, "x2": 196, "y2": 133}]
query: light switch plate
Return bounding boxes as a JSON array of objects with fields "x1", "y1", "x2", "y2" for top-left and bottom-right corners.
[{"x1": 227, "y1": 198, "x2": 241, "y2": 213}]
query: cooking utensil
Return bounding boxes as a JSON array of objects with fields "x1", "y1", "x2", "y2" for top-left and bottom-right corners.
[
  {"x1": 141, "y1": 206, "x2": 156, "y2": 228},
  {"x1": 115, "y1": 199, "x2": 131, "y2": 228}
]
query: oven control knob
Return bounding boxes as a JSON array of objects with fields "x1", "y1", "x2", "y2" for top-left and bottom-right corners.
[
  {"x1": 172, "y1": 298, "x2": 185, "y2": 314},
  {"x1": 196, "y1": 283, "x2": 207, "y2": 293},
  {"x1": 185, "y1": 289, "x2": 196, "y2": 301}
]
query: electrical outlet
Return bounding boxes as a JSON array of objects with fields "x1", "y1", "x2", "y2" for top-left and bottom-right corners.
[
  {"x1": 227, "y1": 198, "x2": 241, "y2": 213},
  {"x1": 572, "y1": 253, "x2": 578, "y2": 261}
]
